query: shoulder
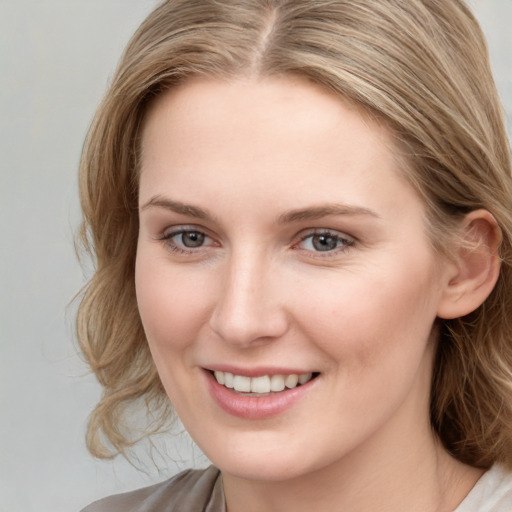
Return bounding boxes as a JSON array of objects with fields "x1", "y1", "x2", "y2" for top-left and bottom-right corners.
[
  {"x1": 456, "y1": 464, "x2": 512, "y2": 512},
  {"x1": 80, "y1": 465, "x2": 224, "y2": 512}
]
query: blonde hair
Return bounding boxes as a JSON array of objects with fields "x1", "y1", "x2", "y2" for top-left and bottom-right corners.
[{"x1": 77, "y1": 0, "x2": 512, "y2": 467}]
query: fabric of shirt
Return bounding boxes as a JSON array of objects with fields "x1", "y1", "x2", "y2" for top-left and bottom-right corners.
[
  {"x1": 81, "y1": 463, "x2": 512, "y2": 511},
  {"x1": 81, "y1": 466, "x2": 225, "y2": 512},
  {"x1": 454, "y1": 464, "x2": 512, "y2": 511}
]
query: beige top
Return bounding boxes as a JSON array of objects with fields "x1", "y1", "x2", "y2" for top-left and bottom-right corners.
[
  {"x1": 81, "y1": 466, "x2": 225, "y2": 512},
  {"x1": 81, "y1": 464, "x2": 512, "y2": 511}
]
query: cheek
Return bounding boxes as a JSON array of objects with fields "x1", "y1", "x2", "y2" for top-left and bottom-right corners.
[
  {"x1": 134, "y1": 251, "x2": 212, "y2": 410},
  {"x1": 296, "y1": 258, "x2": 441, "y2": 370},
  {"x1": 296, "y1": 263, "x2": 440, "y2": 435},
  {"x1": 135, "y1": 251, "x2": 212, "y2": 354}
]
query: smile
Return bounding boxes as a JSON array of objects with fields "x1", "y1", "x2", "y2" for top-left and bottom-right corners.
[
  {"x1": 213, "y1": 370, "x2": 316, "y2": 394},
  {"x1": 206, "y1": 368, "x2": 319, "y2": 419}
]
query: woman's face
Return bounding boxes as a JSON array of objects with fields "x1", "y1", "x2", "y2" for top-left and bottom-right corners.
[{"x1": 136, "y1": 77, "x2": 451, "y2": 482}]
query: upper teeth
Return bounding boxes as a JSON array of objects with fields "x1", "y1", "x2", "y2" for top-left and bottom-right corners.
[{"x1": 214, "y1": 371, "x2": 313, "y2": 393}]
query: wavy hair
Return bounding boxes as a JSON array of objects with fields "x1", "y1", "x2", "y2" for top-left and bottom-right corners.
[{"x1": 77, "y1": 0, "x2": 512, "y2": 467}]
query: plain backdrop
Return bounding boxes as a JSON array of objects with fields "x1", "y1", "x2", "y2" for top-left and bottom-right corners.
[{"x1": 0, "y1": 1, "x2": 510, "y2": 511}]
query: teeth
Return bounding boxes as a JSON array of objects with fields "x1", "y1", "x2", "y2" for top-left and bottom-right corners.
[
  {"x1": 224, "y1": 372, "x2": 234, "y2": 388},
  {"x1": 285, "y1": 374, "x2": 299, "y2": 388},
  {"x1": 298, "y1": 372, "x2": 312, "y2": 385},
  {"x1": 233, "y1": 375, "x2": 251, "y2": 392},
  {"x1": 251, "y1": 375, "x2": 270, "y2": 393},
  {"x1": 270, "y1": 375, "x2": 285, "y2": 392},
  {"x1": 213, "y1": 371, "x2": 315, "y2": 393}
]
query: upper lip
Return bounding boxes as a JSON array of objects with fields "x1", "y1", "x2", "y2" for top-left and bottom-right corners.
[{"x1": 204, "y1": 365, "x2": 318, "y2": 377}]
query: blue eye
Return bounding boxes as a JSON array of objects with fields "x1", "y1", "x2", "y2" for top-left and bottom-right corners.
[
  {"x1": 161, "y1": 228, "x2": 211, "y2": 252},
  {"x1": 175, "y1": 231, "x2": 205, "y2": 248},
  {"x1": 299, "y1": 231, "x2": 354, "y2": 253}
]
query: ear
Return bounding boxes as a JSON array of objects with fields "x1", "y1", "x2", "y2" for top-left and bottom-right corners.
[{"x1": 437, "y1": 209, "x2": 501, "y2": 320}]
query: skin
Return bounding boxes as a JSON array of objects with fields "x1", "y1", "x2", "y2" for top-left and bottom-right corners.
[{"x1": 135, "y1": 77, "x2": 487, "y2": 511}]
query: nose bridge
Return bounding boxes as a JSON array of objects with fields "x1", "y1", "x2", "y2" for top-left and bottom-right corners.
[{"x1": 209, "y1": 246, "x2": 288, "y2": 347}]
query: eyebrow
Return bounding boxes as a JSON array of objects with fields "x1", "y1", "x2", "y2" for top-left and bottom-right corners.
[
  {"x1": 140, "y1": 196, "x2": 217, "y2": 222},
  {"x1": 140, "y1": 196, "x2": 380, "y2": 223},
  {"x1": 277, "y1": 204, "x2": 381, "y2": 224}
]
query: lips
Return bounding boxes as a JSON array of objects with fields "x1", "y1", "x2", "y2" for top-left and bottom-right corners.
[{"x1": 205, "y1": 368, "x2": 319, "y2": 419}]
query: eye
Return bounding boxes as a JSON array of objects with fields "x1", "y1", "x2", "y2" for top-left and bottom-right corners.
[
  {"x1": 297, "y1": 230, "x2": 354, "y2": 253},
  {"x1": 175, "y1": 230, "x2": 205, "y2": 248},
  {"x1": 160, "y1": 227, "x2": 214, "y2": 253}
]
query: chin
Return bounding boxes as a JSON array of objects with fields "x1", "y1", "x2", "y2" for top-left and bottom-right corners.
[
  {"x1": 195, "y1": 428, "x2": 342, "y2": 483},
  {"x1": 215, "y1": 454, "x2": 314, "y2": 482}
]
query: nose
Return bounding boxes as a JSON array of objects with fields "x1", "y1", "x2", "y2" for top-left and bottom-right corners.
[{"x1": 209, "y1": 251, "x2": 290, "y2": 348}]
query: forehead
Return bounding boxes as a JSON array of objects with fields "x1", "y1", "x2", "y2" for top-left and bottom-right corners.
[
  {"x1": 141, "y1": 76, "x2": 396, "y2": 165},
  {"x1": 138, "y1": 76, "x2": 421, "y2": 221},
  {"x1": 141, "y1": 75, "x2": 393, "y2": 150}
]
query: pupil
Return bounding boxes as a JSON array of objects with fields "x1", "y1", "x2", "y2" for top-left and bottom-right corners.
[
  {"x1": 182, "y1": 231, "x2": 204, "y2": 248},
  {"x1": 312, "y1": 234, "x2": 337, "y2": 251}
]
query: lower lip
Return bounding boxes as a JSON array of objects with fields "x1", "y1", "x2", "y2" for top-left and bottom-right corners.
[{"x1": 204, "y1": 371, "x2": 317, "y2": 420}]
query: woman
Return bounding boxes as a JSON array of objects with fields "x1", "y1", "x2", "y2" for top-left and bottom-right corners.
[{"x1": 78, "y1": 0, "x2": 512, "y2": 510}]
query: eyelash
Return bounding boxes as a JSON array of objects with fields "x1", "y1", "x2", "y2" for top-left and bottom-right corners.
[
  {"x1": 295, "y1": 230, "x2": 355, "y2": 256},
  {"x1": 160, "y1": 227, "x2": 215, "y2": 254},
  {"x1": 159, "y1": 227, "x2": 355, "y2": 256}
]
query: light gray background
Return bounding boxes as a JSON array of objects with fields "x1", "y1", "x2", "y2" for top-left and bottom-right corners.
[{"x1": 0, "y1": 1, "x2": 510, "y2": 511}]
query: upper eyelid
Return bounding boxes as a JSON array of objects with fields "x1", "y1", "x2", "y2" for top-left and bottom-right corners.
[
  {"x1": 296, "y1": 228, "x2": 355, "y2": 241},
  {"x1": 159, "y1": 226, "x2": 213, "y2": 246},
  {"x1": 161, "y1": 224, "x2": 210, "y2": 238}
]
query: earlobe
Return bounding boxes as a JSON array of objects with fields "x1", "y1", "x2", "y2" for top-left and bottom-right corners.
[{"x1": 437, "y1": 210, "x2": 501, "y2": 320}]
